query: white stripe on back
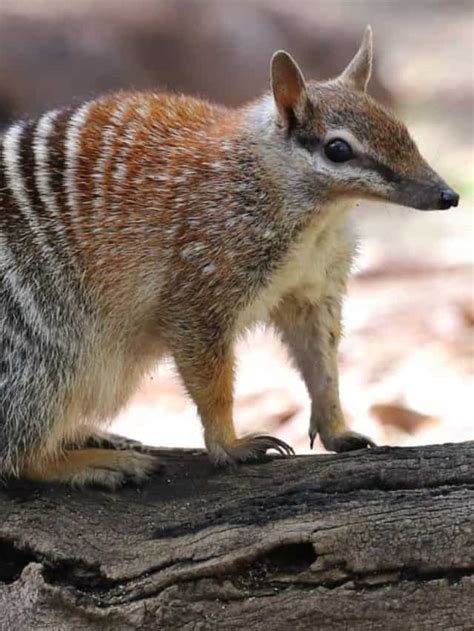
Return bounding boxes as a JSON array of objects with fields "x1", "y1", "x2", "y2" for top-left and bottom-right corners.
[
  {"x1": 92, "y1": 101, "x2": 130, "y2": 223},
  {"x1": 33, "y1": 109, "x2": 73, "y2": 256},
  {"x1": 64, "y1": 102, "x2": 93, "y2": 228},
  {"x1": 112, "y1": 102, "x2": 150, "y2": 207},
  {"x1": 2, "y1": 122, "x2": 56, "y2": 260}
]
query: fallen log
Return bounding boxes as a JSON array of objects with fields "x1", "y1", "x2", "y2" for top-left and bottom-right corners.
[{"x1": 1, "y1": 441, "x2": 473, "y2": 630}]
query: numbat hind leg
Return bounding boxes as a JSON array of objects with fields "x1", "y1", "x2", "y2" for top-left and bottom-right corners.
[
  {"x1": 22, "y1": 449, "x2": 162, "y2": 489},
  {"x1": 73, "y1": 428, "x2": 155, "y2": 453}
]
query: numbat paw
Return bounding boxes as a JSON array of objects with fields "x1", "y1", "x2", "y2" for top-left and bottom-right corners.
[
  {"x1": 320, "y1": 430, "x2": 376, "y2": 453},
  {"x1": 65, "y1": 453, "x2": 160, "y2": 488},
  {"x1": 208, "y1": 435, "x2": 295, "y2": 466}
]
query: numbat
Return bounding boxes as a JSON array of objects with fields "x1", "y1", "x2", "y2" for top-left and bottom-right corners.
[{"x1": 0, "y1": 27, "x2": 459, "y2": 488}]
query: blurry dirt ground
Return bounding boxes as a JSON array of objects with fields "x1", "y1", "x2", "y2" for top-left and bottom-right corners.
[{"x1": 112, "y1": 1, "x2": 473, "y2": 452}]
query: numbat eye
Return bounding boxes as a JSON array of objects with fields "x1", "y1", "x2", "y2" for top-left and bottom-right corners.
[{"x1": 324, "y1": 139, "x2": 354, "y2": 163}]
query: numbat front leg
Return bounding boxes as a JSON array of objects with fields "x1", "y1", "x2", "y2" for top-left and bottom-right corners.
[
  {"x1": 273, "y1": 295, "x2": 375, "y2": 453},
  {"x1": 174, "y1": 345, "x2": 294, "y2": 465}
]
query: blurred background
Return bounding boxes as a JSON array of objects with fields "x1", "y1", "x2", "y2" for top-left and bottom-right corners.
[{"x1": 1, "y1": 0, "x2": 472, "y2": 452}]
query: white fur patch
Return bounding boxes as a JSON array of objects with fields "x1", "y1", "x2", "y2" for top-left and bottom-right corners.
[{"x1": 236, "y1": 200, "x2": 355, "y2": 332}]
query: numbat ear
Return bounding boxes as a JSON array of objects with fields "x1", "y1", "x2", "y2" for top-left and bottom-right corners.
[
  {"x1": 271, "y1": 50, "x2": 308, "y2": 129},
  {"x1": 339, "y1": 25, "x2": 373, "y2": 92}
]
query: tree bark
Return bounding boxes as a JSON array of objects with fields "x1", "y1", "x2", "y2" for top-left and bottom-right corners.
[{"x1": 0, "y1": 442, "x2": 473, "y2": 630}]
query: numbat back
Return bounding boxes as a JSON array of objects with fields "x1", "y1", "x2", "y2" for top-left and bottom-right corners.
[{"x1": 0, "y1": 27, "x2": 459, "y2": 488}]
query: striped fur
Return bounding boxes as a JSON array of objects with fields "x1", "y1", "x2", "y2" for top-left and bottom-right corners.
[
  {"x1": 3, "y1": 122, "x2": 56, "y2": 259},
  {"x1": 0, "y1": 31, "x2": 457, "y2": 487},
  {"x1": 33, "y1": 109, "x2": 73, "y2": 256}
]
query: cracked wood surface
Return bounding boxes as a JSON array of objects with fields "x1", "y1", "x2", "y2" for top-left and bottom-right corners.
[{"x1": 0, "y1": 442, "x2": 473, "y2": 630}]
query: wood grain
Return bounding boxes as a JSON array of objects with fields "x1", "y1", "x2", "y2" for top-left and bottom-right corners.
[{"x1": 1, "y1": 442, "x2": 473, "y2": 630}]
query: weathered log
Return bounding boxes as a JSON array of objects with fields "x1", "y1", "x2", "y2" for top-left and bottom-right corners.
[{"x1": 0, "y1": 441, "x2": 473, "y2": 630}]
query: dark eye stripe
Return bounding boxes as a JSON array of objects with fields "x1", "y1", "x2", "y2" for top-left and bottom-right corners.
[
  {"x1": 294, "y1": 133, "x2": 320, "y2": 152},
  {"x1": 359, "y1": 156, "x2": 402, "y2": 183},
  {"x1": 293, "y1": 132, "x2": 403, "y2": 183},
  {"x1": 372, "y1": 161, "x2": 402, "y2": 184}
]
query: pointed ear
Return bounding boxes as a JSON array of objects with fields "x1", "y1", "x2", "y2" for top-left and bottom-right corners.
[
  {"x1": 271, "y1": 50, "x2": 308, "y2": 128},
  {"x1": 339, "y1": 25, "x2": 373, "y2": 92}
]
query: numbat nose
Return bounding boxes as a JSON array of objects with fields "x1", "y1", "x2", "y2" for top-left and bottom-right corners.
[{"x1": 439, "y1": 188, "x2": 460, "y2": 209}]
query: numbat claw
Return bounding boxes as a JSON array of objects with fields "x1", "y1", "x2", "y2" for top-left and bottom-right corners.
[
  {"x1": 207, "y1": 434, "x2": 295, "y2": 466},
  {"x1": 245, "y1": 435, "x2": 295, "y2": 457},
  {"x1": 321, "y1": 431, "x2": 376, "y2": 453}
]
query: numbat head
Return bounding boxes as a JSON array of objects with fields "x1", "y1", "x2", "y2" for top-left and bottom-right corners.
[
  {"x1": 260, "y1": 26, "x2": 458, "y2": 211},
  {"x1": 0, "y1": 26, "x2": 459, "y2": 488}
]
